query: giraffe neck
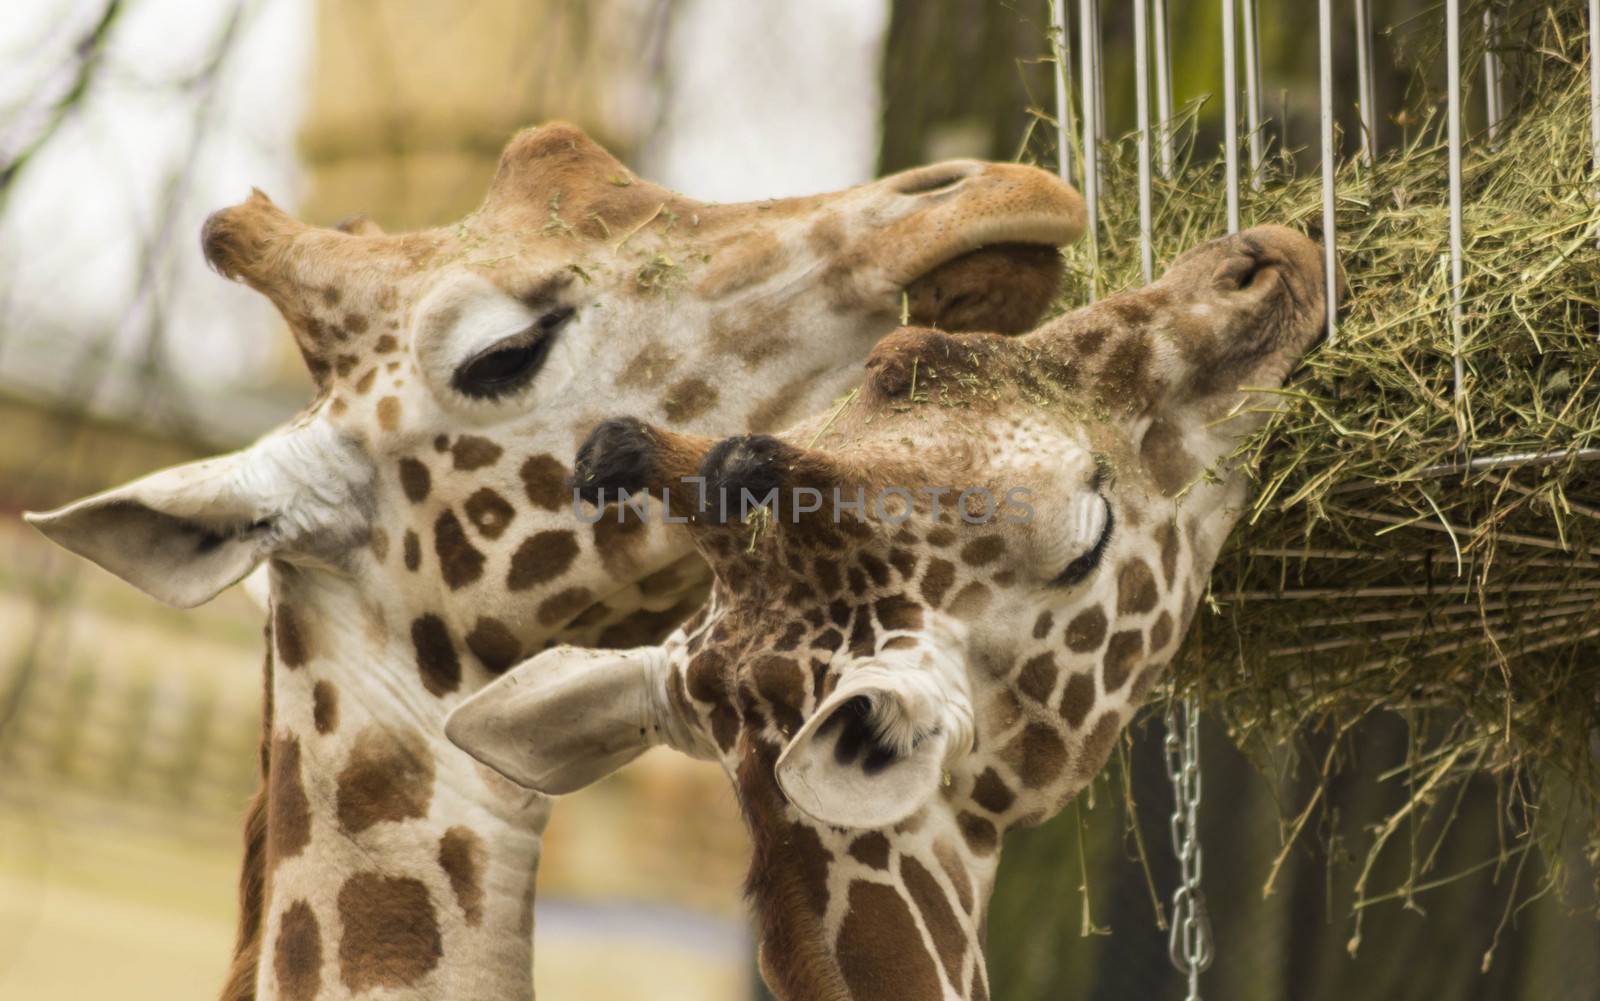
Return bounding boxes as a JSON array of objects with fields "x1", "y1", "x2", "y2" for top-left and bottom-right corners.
[
  {"x1": 738, "y1": 742, "x2": 998, "y2": 1001},
  {"x1": 248, "y1": 565, "x2": 549, "y2": 1001}
]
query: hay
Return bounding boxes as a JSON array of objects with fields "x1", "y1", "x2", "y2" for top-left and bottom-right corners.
[{"x1": 1047, "y1": 2, "x2": 1600, "y2": 900}]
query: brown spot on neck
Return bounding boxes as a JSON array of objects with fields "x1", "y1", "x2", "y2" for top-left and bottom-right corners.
[
  {"x1": 901, "y1": 854, "x2": 970, "y2": 990},
  {"x1": 312, "y1": 680, "x2": 339, "y2": 735},
  {"x1": 438, "y1": 826, "x2": 488, "y2": 926},
  {"x1": 836, "y1": 880, "x2": 945, "y2": 1001},
  {"x1": 411, "y1": 613, "x2": 461, "y2": 695},
  {"x1": 337, "y1": 873, "x2": 442, "y2": 991},
  {"x1": 272, "y1": 900, "x2": 321, "y2": 1001},
  {"x1": 335, "y1": 725, "x2": 435, "y2": 834},
  {"x1": 273, "y1": 603, "x2": 310, "y2": 668},
  {"x1": 266, "y1": 735, "x2": 311, "y2": 868},
  {"x1": 848, "y1": 831, "x2": 891, "y2": 870}
]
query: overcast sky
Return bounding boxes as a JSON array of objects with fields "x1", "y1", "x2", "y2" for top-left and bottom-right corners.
[{"x1": 0, "y1": 0, "x2": 310, "y2": 422}]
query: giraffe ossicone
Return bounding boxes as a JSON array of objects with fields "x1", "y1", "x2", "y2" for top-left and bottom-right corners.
[
  {"x1": 25, "y1": 121, "x2": 1085, "y2": 1001},
  {"x1": 450, "y1": 224, "x2": 1334, "y2": 1001}
]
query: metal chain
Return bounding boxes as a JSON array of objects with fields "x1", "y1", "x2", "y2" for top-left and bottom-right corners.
[{"x1": 1164, "y1": 694, "x2": 1213, "y2": 1000}]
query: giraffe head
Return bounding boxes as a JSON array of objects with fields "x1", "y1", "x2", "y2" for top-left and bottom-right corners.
[
  {"x1": 26, "y1": 121, "x2": 1082, "y2": 654},
  {"x1": 450, "y1": 225, "x2": 1330, "y2": 1000}
]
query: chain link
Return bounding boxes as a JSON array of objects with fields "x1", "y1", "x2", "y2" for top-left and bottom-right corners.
[{"x1": 1164, "y1": 694, "x2": 1213, "y2": 1001}]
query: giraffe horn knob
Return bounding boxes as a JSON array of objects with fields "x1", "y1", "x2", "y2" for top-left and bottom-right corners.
[
  {"x1": 697, "y1": 435, "x2": 790, "y2": 525},
  {"x1": 200, "y1": 188, "x2": 309, "y2": 285},
  {"x1": 572, "y1": 418, "x2": 660, "y2": 506}
]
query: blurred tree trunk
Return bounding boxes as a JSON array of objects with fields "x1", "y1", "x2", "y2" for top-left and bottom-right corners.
[{"x1": 876, "y1": 0, "x2": 1052, "y2": 173}]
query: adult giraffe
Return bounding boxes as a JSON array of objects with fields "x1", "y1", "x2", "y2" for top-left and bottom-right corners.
[
  {"x1": 25, "y1": 123, "x2": 1084, "y2": 1001},
  {"x1": 451, "y1": 225, "x2": 1331, "y2": 1001}
]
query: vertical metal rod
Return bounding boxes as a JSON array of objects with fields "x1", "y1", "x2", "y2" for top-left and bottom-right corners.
[
  {"x1": 1079, "y1": 0, "x2": 1100, "y2": 300},
  {"x1": 1355, "y1": 0, "x2": 1378, "y2": 164},
  {"x1": 1447, "y1": 0, "x2": 1466, "y2": 402},
  {"x1": 1590, "y1": 0, "x2": 1600, "y2": 178},
  {"x1": 1091, "y1": 0, "x2": 1106, "y2": 143},
  {"x1": 1483, "y1": 8, "x2": 1502, "y2": 146},
  {"x1": 1222, "y1": 0, "x2": 1240, "y2": 233},
  {"x1": 1241, "y1": 0, "x2": 1264, "y2": 189},
  {"x1": 1135, "y1": 0, "x2": 1154, "y2": 282},
  {"x1": 1153, "y1": 0, "x2": 1175, "y2": 177},
  {"x1": 1318, "y1": 0, "x2": 1338, "y2": 342},
  {"x1": 1051, "y1": 0, "x2": 1077, "y2": 186},
  {"x1": 1592, "y1": 0, "x2": 1600, "y2": 251}
]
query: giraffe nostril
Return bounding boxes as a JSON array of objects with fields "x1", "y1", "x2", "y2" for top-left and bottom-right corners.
[{"x1": 893, "y1": 163, "x2": 978, "y2": 196}]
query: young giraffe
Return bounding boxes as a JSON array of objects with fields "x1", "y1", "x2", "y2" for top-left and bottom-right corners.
[
  {"x1": 449, "y1": 225, "x2": 1331, "y2": 1001},
  {"x1": 25, "y1": 123, "x2": 1084, "y2": 1001}
]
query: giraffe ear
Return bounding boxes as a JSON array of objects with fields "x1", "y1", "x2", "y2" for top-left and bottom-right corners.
[
  {"x1": 24, "y1": 425, "x2": 368, "y2": 609},
  {"x1": 24, "y1": 453, "x2": 282, "y2": 609},
  {"x1": 446, "y1": 644, "x2": 682, "y2": 795},
  {"x1": 776, "y1": 666, "x2": 973, "y2": 829}
]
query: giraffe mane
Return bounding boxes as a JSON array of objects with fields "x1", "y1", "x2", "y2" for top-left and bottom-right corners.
[
  {"x1": 737, "y1": 740, "x2": 852, "y2": 1001},
  {"x1": 219, "y1": 622, "x2": 274, "y2": 1001}
]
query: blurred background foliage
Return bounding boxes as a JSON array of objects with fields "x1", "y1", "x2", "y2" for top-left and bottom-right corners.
[{"x1": 0, "y1": 1, "x2": 1596, "y2": 1000}]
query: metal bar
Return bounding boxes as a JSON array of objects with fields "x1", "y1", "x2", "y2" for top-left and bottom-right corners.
[
  {"x1": 1091, "y1": 0, "x2": 1106, "y2": 143},
  {"x1": 1135, "y1": 0, "x2": 1154, "y2": 282},
  {"x1": 1415, "y1": 446, "x2": 1600, "y2": 477},
  {"x1": 1051, "y1": 0, "x2": 1077, "y2": 186},
  {"x1": 1447, "y1": 0, "x2": 1466, "y2": 403},
  {"x1": 1483, "y1": 8, "x2": 1502, "y2": 146},
  {"x1": 1222, "y1": 0, "x2": 1240, "y2": 232},
  {"x1": 1591, "y1": 0, "x2": 1600, "y2": 250},
  {"x1": 1079, "y1": 0, "x2": 1100, "y2": 300},
  {"x1": 1592, "y1": 0, "x2": 1600, "y2": 168},
  {"x1": 1242, "y1": 0, "x2": 1264, "y2": 189},
  {"x1": 1355, "y1": 0, "x2": 1377, "y2": 164},
  {"x1": 1327, "y1": 446, "x2": 1600, "y2": 493},
  {"x1": 1153, "y1": 0, "x2": 1175, "y2": 177},
  {"x1": 1318, "y1": 0, "x2": 1338, "y2": 341},
  {"x1": 1232, "y1": 582, "x2": 1600, "y2": 601}
]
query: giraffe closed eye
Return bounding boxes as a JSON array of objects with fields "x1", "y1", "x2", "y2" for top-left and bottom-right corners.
[
  {"x1": 1051, "y1": 502, "x2": 1113, "y2": 588},
  {"x1": 452, "y1": 306, "x2": 576, "y2": 400}
]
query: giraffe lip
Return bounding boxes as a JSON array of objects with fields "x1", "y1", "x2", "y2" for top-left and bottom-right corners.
[{"x1": 902, "y1": 242, "x2": 1064, "y2": 337}]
